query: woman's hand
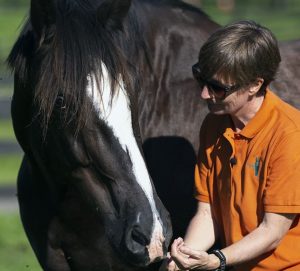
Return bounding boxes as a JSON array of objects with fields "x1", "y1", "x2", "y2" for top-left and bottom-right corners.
[
  {"x1": 170, "y1": 238, "x2": 220, "y2": 270},
  {"x1": 159, "y1": 252, "x2": 181, "y2": 271}
]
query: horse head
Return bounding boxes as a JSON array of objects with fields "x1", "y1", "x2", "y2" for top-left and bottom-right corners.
[{"x1": 9, "y1": 0, "x2": 172, "y2": 269}]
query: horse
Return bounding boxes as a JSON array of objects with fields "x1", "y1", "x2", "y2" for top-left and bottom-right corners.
[
  {"x1": 8, "y1": 0, "x2": 300, "y2": 270},
  {"x1": 271, "y1": 39, "x2": 300, "y2": 106},
  {"x1": 8, "y1": 0, "x2": 181, "y2": 270}
]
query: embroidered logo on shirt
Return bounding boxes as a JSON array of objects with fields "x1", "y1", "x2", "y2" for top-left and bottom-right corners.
[{"x1": 247, "y1": 157, "x2": 260, "y2": 176}]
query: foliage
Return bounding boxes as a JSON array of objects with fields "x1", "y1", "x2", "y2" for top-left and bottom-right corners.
[
  {"x1": 200, "y1": 0, "x2": 300, "y2": 41},
  {"x1": 0, "y1": 213, "x2": 41, "y2": 271}
]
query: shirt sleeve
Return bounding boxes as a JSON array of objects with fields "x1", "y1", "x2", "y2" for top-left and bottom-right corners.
[
  {"x1": 194, "y1": 116, "x2": 211, "y2": 203},
  {"x1": 264, "y1": 131, "x2": 300, "y2": 213},
  {"x1": 194, "y1": 163, "x2": 209, "y2": 202}
]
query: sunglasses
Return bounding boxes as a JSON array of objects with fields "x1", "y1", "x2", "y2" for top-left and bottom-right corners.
[{"x1": 192, "y1": 63, "x2": 238, "y2": 100}]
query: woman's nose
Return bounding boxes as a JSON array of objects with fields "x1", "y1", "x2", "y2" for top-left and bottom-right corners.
[{"x1": 200, "y1": 85, "x2": 212, "y2": 100}]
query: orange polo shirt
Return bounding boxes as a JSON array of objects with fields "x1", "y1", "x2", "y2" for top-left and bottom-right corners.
[{"x1": 195, "y1": 90, "x2": 300, "y2": 270}]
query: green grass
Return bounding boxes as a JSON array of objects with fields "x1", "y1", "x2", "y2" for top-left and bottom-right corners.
[
  {"x1": 0, "y1": 0, "x2": 28, "y2": 7},
  {"x1": 0, "y1": 154, "x2": 22, "y2": 185},
  {"x1": 0, "y1": 213, "x2": 41, "y2": 271},
  {"x1": 0, "y1": 119, "x2": 15, "y2": 141},
  {"x1": 0, "y1": 7, "x2": 28, "y2": 63},
  {"x1": 0, "y1": 118, "x2": 21, "y2": 186},
  {"x1": 0, "y1": 83, "x2": 13, "y2": 98}
]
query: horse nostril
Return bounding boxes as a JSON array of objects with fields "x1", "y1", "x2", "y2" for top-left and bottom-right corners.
[
  {"x1": 122, "y1": 224, "x2": 151, "y2": 266},
  {"x1": 131, "y1": 226, "x2": 149, "y2": 246}
]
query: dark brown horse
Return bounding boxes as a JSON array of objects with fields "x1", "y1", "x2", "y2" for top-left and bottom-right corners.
[
  {"x1": 271, "y1": 39, "x2": 300, "y2": 106},
  {"x1": 8, "y1": 0, "x2": 300, "y2": 270}
]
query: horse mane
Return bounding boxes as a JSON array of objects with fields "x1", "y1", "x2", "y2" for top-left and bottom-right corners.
[
  {"x1": 141, "y1": 0, "x2": 212, "y2": 18},
  {"x1": 7, "y1": 0, "x2": 145, "y2": 135}
]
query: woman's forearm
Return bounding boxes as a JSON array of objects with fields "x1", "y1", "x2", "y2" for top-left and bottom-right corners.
[
  {"x1": 171, "y1": 212, "x2": 295, "y2": 271},
  {"x1": 184, "y1": 202, "x2": 217, "y2": 251},
  {"x1": 222, "y1": 212, "x2": 295, "y2": 266}
]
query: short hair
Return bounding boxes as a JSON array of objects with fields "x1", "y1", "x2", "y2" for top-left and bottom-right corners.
[{"x1": 197, "y1": 20, "x2": 281, "y2": 91}]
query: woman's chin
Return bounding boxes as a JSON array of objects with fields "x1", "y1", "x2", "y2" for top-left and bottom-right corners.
[{"x1": 208, "y1": 104, "x2": 226, "y2": 115}]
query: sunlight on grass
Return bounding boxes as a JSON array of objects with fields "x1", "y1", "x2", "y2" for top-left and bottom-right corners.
[
  {"x1": 0, "y1": 119, "x2": 15, "y2": 141},
  {"x1": 0, "y1": 154, "x2": 22, "y2": 185},
  {"x1": 0, "y1": 83, "x2": 13, "y2": 98},
  {"x1": 0, "y1": 7, "x2": 28, "y2": 62},
  {"x1": 0, "y1": 213, "x2": 41, "y2": 271}
]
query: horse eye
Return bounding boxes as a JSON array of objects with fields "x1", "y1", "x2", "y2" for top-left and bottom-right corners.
[{"x1": 55, "y1": 95, "x2": 66, "y2": 109}]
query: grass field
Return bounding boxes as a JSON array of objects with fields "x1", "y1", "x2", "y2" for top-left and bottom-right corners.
[
  {"x1": 0, "y1": 213, "x2": 41, "y2": 271},
  {"x1": 0, "y1": 83, "x2": 13, "y2": 97},
  {"x1": 0, "y1": 119, "x2": 15, "y2": 141},
  {"x1": 0, "y1": 119, "x2": 21, "y2": 186},
  {"x1": 0, "y1": 154, "x2": 22, "y2": 185},
  {"x1": 0, "y1": 7, "x2": 28, "y2": 73}
]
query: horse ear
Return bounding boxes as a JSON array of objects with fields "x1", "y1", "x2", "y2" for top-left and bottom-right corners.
[
  {"x1": 30, "y1": 0, "x2": 56, "y2": 38},
  {"x1": 97, "y1": 0, "x2": 132, "y2": 30}
]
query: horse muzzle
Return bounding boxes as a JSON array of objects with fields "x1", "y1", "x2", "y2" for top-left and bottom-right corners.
[{"x1": 121, "y1": 213, "x2": 169, "y2": 267}]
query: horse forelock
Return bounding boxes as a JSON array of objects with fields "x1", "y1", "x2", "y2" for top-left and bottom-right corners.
[{"x1": 8, "y1": 0, "x2": 144, "y2": 136}]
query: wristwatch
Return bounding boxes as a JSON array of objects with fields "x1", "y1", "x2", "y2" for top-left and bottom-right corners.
[{"x1": 210, "y1": 249, "x2": 226, "y2": 271}]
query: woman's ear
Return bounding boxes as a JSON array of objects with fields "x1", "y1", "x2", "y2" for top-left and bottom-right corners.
[{"x1": 249, "y1": 78, "x2": 264, "y2": 96}]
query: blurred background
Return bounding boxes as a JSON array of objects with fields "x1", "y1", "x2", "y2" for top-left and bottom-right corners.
[{"x1": 0, "y1": 0, "x2": 299, "y2": 270}]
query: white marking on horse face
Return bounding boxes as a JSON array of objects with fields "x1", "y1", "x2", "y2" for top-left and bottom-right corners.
[
  {"x1": 86, "y1": 64, "x2": 165, "y2": 261},
  {"x1": 147, "y1": 215, "x2": 165, "y2": 261}
]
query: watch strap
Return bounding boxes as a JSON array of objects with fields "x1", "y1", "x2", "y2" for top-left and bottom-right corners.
[{"x1": 210, "y1": 249, "x2": 226, "y2": 271}]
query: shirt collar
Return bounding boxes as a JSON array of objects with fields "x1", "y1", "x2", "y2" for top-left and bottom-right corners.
[{"x1": 239, "y1": 89, "x2": 278, "y2": 138}]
